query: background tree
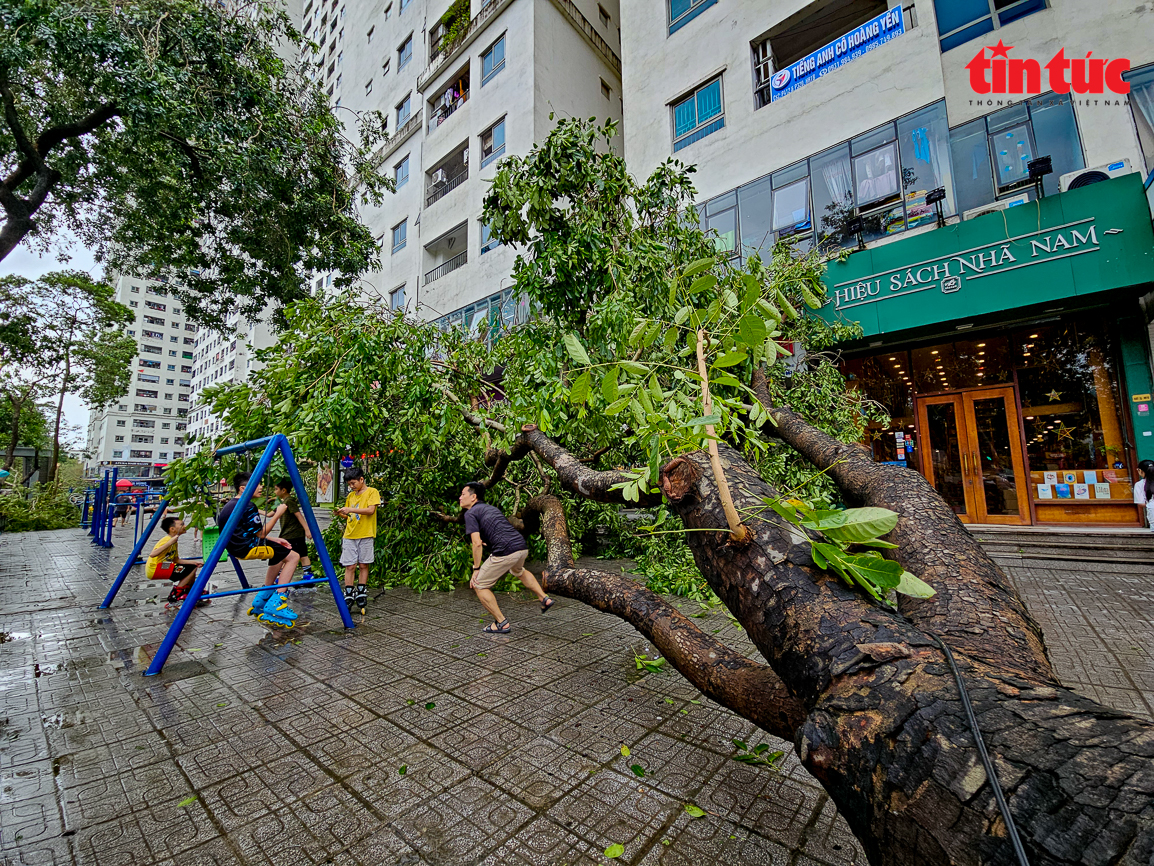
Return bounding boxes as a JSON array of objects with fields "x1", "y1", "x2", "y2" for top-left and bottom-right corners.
[
  {"x1": 163, "y1": 119, "x2": 1154, "y2": 863},
  {"x1": 3, "y1": 271, "x2": 134, "y2": 481},
  {"x1": 0, "y1": 0, "x2": 391, "y2": 326}
]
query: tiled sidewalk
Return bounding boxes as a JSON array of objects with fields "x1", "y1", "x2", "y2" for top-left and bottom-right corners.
[{"x1": 1, "y1": 527, "x2": 1151, "y2": 866}]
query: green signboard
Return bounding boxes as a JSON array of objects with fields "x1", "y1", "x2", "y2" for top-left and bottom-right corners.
[{"x1": 822, "y1": 173, "x2": 1154, "y2": 338}]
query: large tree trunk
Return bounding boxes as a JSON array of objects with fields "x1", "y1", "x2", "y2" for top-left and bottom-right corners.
[{"x1": 494, "y1": 422, "x2": 1154, "y2": 866}]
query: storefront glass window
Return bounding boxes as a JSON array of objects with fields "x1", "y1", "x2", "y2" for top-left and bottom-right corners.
[
  {"x1": 1029, "y1": 96, "x2": 1084, "y2": 196},
  {"x1": 737, "y1": 175, "x2": 774, "y2": 260},
  {"x1": 812, "y1": 143, "x2": 853, "y2": 246},
  {"x1": 1014, "y1": 319, "x2": 1131, "y2": 502},
  {"x1": 910, "y1": 337, "x2": 1012, "y2": 392},
  {"x1": 898, "y1": 101, "x2": 956, "y2": 228},
  {"x1": 704, "y1": 192, "x2": 738, "y2": 257},
  {"x1": 842, "y1": 352, "x2": 917, "y2": 470}
]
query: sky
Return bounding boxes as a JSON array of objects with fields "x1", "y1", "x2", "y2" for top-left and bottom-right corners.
[{"x1": 1, "y1": 239, "x2": 101, "y2": 439}]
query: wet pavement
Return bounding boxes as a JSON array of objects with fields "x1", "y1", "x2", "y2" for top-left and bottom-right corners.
[{"x1": 0, "y1": 526, "x2": 1151, "y2": 866}]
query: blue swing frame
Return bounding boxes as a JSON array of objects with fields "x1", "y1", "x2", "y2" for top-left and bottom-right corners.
[{"x1": 100, "y1": 434, "x2": 354, "y2": 675}]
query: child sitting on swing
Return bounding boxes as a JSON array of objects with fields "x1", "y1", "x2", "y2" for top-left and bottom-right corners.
[{"x1": 146, "y1": 516, "x2": 202, "y2": 605}]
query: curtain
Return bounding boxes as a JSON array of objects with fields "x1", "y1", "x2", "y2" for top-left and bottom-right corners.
[{"x1": 821, "y1": 156, "x2": 852, "y2": 207}]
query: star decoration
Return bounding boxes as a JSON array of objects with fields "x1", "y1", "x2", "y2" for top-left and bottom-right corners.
[
  {"x1": 988, "y1": 39, "x2": 1013, "y2": 58},
  {"x1": 870, "y1": 429, "x2": 883, "y2": 441},
  {"x1": 1045, "y1": 389, "x2": 1062, "y2": 402},
  {"x1": 1055, "y1": 422, "x2": 1075, "y2": 442}
]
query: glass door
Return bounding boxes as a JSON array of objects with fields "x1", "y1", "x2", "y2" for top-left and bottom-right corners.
[
  {"x1": 916, "y1": 387, "x2": 1030, "y2": 524},
  {"x1": 962, "y1": 387, "x2": 1030, "y2": 525},
  {"x1": 917, "y1": 394, "x2": 973, "y2": 519}
]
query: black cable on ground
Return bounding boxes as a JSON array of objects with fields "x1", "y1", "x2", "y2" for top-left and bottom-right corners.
[{"x1": 931, "y1": 634, "x2": 1031, "y2": 866}]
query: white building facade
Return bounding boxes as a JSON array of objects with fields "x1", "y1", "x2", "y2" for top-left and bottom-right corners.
[
  {"x1": 301, "y1": 0, "x2": 623, "y2": 330},
  {"x1": 84, "y1": 274, "x2": 197, "y2": 479}
]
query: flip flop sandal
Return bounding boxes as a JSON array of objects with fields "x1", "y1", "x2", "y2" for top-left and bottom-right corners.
[
  {"x1": 483, "y1": 619, "x2": 511, "y2": 634},
  {"x1": 541, "y1": 597, "x2": 555, "y2": 613}
]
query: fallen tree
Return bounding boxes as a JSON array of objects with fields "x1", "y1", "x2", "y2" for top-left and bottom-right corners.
[{"x1": 174, "y1": 119, "x2": 1154, "y2": 863}]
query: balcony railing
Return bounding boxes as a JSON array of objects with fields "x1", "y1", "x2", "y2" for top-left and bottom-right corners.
[
  {"x1": 426, "y1": 169, "x2": 468, "y2": 207},
  {"x1": 370, "y1": 113, "x2": 421, "y2": 168},
  {"x1": 424, "y1": 251, "x2": 467, "y2": 285},
  {"x1": 417, "y1": 0, "x2": 504, "y2": 92},
  {"x1": 428, "y1": 90, "x2": 468, "y2": 133},
  {"x1": 548, "y1": 0, "x2": 620, "y2": 75}
]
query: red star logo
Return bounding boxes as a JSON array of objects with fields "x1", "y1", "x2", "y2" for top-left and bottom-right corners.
[{"x1": 988, "y1": 39, "x2": 1013, "y2": 58}]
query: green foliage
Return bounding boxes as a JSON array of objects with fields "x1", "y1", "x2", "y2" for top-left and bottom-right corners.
[
  {"x1": 161, "y1": 117, "x2": 890, "y2": 605},
  {"x1": 764, "y1": 498, "x2": 934, "y2": 604},
  {"x1": 434, "y1": 0, "x2": 470, "y2": 53},
  {"x1": 731, "y1": 739, "x2": 785, "y2": 770},
  {"x1": 0, "y1": 0, "x2": 391, "y2": 325},
  {"x1": 0, "y1": 483, "x2": 78, "y2": 531}
]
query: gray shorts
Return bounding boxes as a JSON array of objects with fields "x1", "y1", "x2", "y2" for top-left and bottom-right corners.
[{"x1": 340, "y1": 537, "x2": 375, "y2": 566}]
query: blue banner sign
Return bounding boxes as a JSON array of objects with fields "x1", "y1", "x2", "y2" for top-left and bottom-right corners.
[{"x1": 770, "y1": 8, "x2": 905, "y2": 101}]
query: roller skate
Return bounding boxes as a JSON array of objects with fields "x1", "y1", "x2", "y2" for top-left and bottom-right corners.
[
  {"x1": 257, "y1": 592, "x2": 298, "y2": 629},
  {"x1": 248, "y1": 587, "x2": 275, "y2": 619},
  {"x1": 353, "y1": 584, "x2": 367, "y2": 616}
]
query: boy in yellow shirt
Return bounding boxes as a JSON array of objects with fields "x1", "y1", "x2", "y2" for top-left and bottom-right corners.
[
  {"x1": 335, "y1": 467, "x2": 380, "y2": 615},
  {"x1": 146, "y1": 516, "x2": 202, "y2": 605}
]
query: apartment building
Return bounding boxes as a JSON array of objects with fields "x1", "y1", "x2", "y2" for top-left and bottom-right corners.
[
  {"x1": 621, "y1": 0, "x2": 1154, "y2": 527},
  {"x1": 84, "y1": 274, "x2": 196, "y2": 479},
  {"x1": 301, "y1": 0, "x2": 623, "y2": 331}
]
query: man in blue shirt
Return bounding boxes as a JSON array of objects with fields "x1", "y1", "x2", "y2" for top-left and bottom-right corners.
[
  {"x1": 459, "y1": 481, "x2": 553, "y2": 634},
  {"x1": 217, "y1": 472, "x2": 301, "y2": 628}
]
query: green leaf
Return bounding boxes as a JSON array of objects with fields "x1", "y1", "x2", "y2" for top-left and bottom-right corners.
[
  {"x1": 855, "y1": 538, "x2": 899, "y2": 549},
  {"x1": 569, "y1": 371, "x2": 592, "y2": 405},
  {"x1": 712, "y1": 351, "x2": 748, "y2": 368},
  {"x1": 643, "y1": 321, "x2": 662, "y2": 347},
  {"x1": 619, "y1": 360, "x2": 648, "y2": 376},
  {"x1": 738, "y1": 314, "x2": 767, "y2": 347},
  {"x1": 895, "y1": 570, "x2": 936, "y2": 598},
  {"x1": 733, "y1": 739, "x2": 748, "y2": 751},
  {"x1": 620, "y1": 745, "x2": 631, "y2": 757},
  {"x1": 685, "y1": 414, "x2": 720, "y2": 427},
  {"x1": 628, "y1": 321, "x2": 648, "y2": 347},
  {"x1": 712, "y1": 373, "x2": 743, "y2": 389},
  {"x1": 630, "y1": 764, "x2": 645, "y2": 777},
  {"x1": 673, "y1": 306, "x2": 691, "y2": 325},
  {"x1": 683, "y1": 257, "x2": 714, "y2": 278},
  {"x1": 398, "y1": 765, "x2": 407, "y2": 775},
  {"x1": 815, "y1": 507, "x2": 899, "y2": 544},
  {"x1": 776, "y1": 289, "x2": 798, "y2": 321},
  {"x1": 685, "y1": 803, "x2": 706, "y2": 819},
  {"x1": 689, "y1": 274, "x2": 718, "y2": 295},
  {"x1": 601, "y1": 366, "x2": 619, "y2": 404},
  {"x1": 799, "y1": 282, "x2": 825, "y2": 309},
  {"x1": 662, "y1": 326, "x2": 679, "y2": 351},
  {"x1": 604, "y1": 395, "x2": 631, "y2": 415},
  {"x1": 845, "y1": 553, "x2": 903, "y2": 591},
  {"x1": 425, "y1": 702, "x2": 436, "y2": 710},
  {"x1": 604, "y1": 843, "x2": 625, "y2": 859},
  {"x1": 563, "y1": 333, "x2": 591, "y2": 366},
  {"x1": 177, "y1": 796, "x2": 198, "y2": 807}
]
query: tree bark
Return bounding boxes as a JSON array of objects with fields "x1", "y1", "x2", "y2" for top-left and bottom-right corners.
[
  {"x1": 659, "y1": 445, "x2": 1154, "y2": 866},
  {"x1": 750, "y1": 370, "x2": 1052, "y2": 682}
]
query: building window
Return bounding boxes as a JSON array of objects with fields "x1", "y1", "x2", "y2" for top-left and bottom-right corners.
[
  {"x1": 114, "y1": 435, "x2": 124, "y2": 442},
  {"x1": 1125, "y1": 65, "x2": 1154, "y2": 175},
  {"x1": 365, "y1": 78, "x2": 373, "y2": 95},
  {"x1": 672, "y1": 77, "x2": 723, "y2": 152},
  {"x1": 129, "y1": 300, "x2": 138, "y2": 307},
  {"x1": 934, "y1": 0, "x2": 1048, "y2": 53},
  {"x1": 398, "y1": 34, "x2": 412, "y2": 70},
  {"x1": 400, "y1": 0, "x2": 411, "y2": 10},
  {"x1": 598, "y1": 4, "x2": 610, "y2": 27},
  {"x1": 601, "y1": 78, "x2": 611, "y2": 100},
  {"x1": 116, "y1": 420, "x2": 126, "y2": 427},
  {"x1": 367, "y1": 25, "x2": 374, "y2": 43},
  {"x1": 395, "y1": 155, "x2": 410, "y2": 188},
  {"x1": 668, "y1": 0, "x2": 716, "y2": 34},
  {"x1": 480, "y1": 222, "x2": 500, "y2": 254},
  {"x1": 390, "y1": 285, "x2": 406, "y2": 310},
  {"x1": 112, "y1": 450, "x2": 123, "y2": 458},
  {"x1": 481, "y1": 118, "x2": 506, "y2": 168},
  {"x1": 949, "y1": 94, "x2": 1083, "y2": 214},
  {"x1": 119, "y1": 404, "x2": 128, "y2": 411},
  {"x1": 392, "y1": 220, "x2": 408, "y2": 253},
  {"x1": 397, "y1": 93, "x2": 411, "y2": 125},
  {"x1": 482, "y1": 35, "x2": 505, "y2": 86},
  {"x1": 382, "y1": 59, "x2": 390, "y2": 75},
  {"x1": 384, "y1": 2, "x2": 392, "y2": 18}
]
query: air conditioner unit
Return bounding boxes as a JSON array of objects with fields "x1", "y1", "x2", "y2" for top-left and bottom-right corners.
[
  {"x1": 430, "y1": 168, "x2": 447, "y2": 185},
  {"x1": 962, "y1": 192, "x2": 1030, "y2": 221},
  {"x1": 1059, "y1": 159, "x2": 1135, "y2": 192}
]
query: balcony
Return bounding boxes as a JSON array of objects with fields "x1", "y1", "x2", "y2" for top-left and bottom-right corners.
[
  {"x1": 427, "y1": 68, "x2": 469, "y2": 134},
  {"x1": 426, "y1": 144, "x2": 469, "y2": 207},
  {"x1": 425, "y1": 251, "x2": 467, "y2": 284},
  {"x1": 417, "y1": 0, "x2": 507, "y2": 93}
]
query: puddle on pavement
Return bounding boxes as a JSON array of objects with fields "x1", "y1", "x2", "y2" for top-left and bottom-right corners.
[{"x1": 0, "y1": 632, "x2": 32, "y2": 644}]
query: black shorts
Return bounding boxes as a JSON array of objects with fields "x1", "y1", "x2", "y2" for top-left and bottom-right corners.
[
  {"x1": 286, "y1": 536, "x2": 309, "y2": 558},
  {"x1": 115, "y1": 506, "x2": 128, "y2": 517}
]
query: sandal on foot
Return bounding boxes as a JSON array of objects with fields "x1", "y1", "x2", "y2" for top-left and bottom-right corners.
[
  {"x1": 540, "y1": 597, "x2": 555, "y2": 613},
  {"x1": 483, "y1": 619, "x2": 511, "y2": 634}
]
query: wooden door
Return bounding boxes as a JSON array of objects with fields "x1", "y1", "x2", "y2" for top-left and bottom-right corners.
[
  {"x1": 916, "y1": 387, "x2": 1030, "y2": 525},
  {"x1": 917, "y1": 394, "x2": 976, "y2": 521},
  {"x1": 961, "y1": 387, "x2": 1030, "y2": 525}
]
